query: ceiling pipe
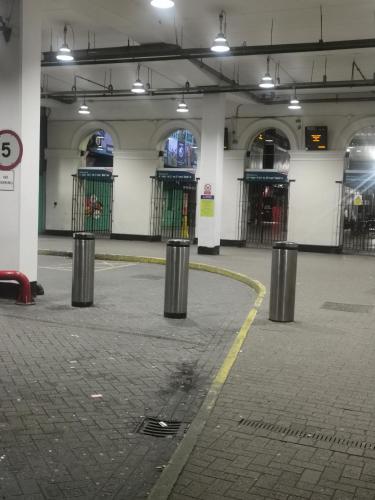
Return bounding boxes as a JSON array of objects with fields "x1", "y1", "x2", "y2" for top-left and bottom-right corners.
[
  {"x1": 187, "y1": 59, "x2": 263, "y2": 104},
  {"x1": 42, "y1": 38, "x2": 375, "y2": 67},
  {"x1": 41, "y1": 77, "x2": 375, "y2": 101}
]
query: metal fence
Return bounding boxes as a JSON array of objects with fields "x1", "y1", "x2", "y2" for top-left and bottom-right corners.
[
  {"x1": 342, "y1": 183, "x2": 375, "y2": 254},
  {"x1": 150, "y1": 176, "x2": 197, "y2": 241},
  {"x1": 238, "y1": 179, "x2": 289, "y2": 247},
  {"x1": 72, "y1": 174, "x2": 114, "y2": 236}
]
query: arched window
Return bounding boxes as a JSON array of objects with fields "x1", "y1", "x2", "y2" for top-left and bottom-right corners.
[
  {"x1": 80, "y1": 129, "x2": 114, "y2": 170},
  {"x1": 248, "y1": 128, "x2": 290, "y2": 171},
  {"x1": 346, "y1": 126, "x2": 375, "y2": 170},
  {"x1": 163, "y1": 129, "x2": 198, "y2": 169}
]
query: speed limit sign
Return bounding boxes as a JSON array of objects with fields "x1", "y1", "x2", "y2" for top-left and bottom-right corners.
[{"x1": 0, "y1": 130, "x2": 23, "y2": 171}]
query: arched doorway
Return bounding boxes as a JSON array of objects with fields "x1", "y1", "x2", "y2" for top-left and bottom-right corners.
[
  {"x1": 343, "y1": 126, "x2": 375, "y2": 253},
  {"x1": 239, "y1": 128, "x2": 290, "y2": 247},
  {"x1": 151, "y1": 128, "x2": 198, "y2": 241},
  {"x1": 72, "y1": 129, "x2": 115, "y2": 236}
]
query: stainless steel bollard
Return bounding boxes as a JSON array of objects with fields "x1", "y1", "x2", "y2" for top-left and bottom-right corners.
[
  {"x1": 164, "y1": 239, "x2": 190, "y2": 319},
  {"x1": 72, "y1": 233, "x2": 95, "y2": 307},
  {"x1": 269, "y1": 241, "x2": 298, "y2": 322}
]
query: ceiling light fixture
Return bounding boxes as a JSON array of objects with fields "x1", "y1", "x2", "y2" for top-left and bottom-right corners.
[
  {"x1": 56, "y1": 24, "x2": 74, "y2": 62},
  {"x1": 177, "y1": 97, "x2": 189, "y2": 113},
  {"x1": 259, "y1": 56, "x2": 275, "y2": 89},
  {"x1": 131, "y1": 64, "x2": 146, "y2": 94},
  {"x1": 78, "y1": 98, "x2": 90, "y2": 115},
  {"x1": 211, "y1": 10, "x2": 230, "y2": 53},
  {"x1": 150, "y1": 0, "x2": 174, "y2": 8},
  {"x1": 288, "y1": 89, "x2": 302, "y2": 110}
]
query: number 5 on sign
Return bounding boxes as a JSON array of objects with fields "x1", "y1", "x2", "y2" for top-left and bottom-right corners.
[{"x1": 0, "y1": 130, "x2": 23, "y2": 171}]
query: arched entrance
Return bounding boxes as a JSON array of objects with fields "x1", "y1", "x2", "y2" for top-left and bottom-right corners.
[
  {"x1": 151, "y1": 128, "x2": 198, "y2": 241},
  {"x1": 239, "y1": 128, "x2": 290, "y2": 247},
  {"x1": 72, "y1": 129, "x2": 115, "y2": 236},
  {"x1": 343, "y1": 126, "x2": 375, "y2": 253}
]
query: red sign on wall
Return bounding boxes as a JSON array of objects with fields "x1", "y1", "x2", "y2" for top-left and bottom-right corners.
[{"x1": 0, "y1": 130, "x2": 23, "y2": 171}]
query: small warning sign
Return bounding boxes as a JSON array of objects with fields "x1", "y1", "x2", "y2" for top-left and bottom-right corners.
[{"x1": 353, "y1": 195, "x2": 363, "y2": 206}]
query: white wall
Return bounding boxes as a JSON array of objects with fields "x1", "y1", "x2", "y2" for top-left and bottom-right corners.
[
  {"x1": 45, "y1": 150, "x2": 79, "y2": 231},
  {"x1": 0, "y1": 0, "x2": 41, "y2": 281},
  {"x1": 112, "y1": 151, "x2": 157, "y2": 236},
  {"x1": 288, "y1": 151, "x2": 344, "y2": 247},
  {"x1": 45, "y1": 110, "x2": 375, "y2": 245},
  {"x1": 221, "y1": 150, "x2": 246, "y2": 241}
]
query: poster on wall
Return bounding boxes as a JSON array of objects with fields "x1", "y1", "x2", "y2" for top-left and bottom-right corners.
[
  {"x1": 0, "y1": 170, "x2": 14, "y2": 190},
  {"x1": 200, "y1": 183, "x2": 215, "y2": 218}
]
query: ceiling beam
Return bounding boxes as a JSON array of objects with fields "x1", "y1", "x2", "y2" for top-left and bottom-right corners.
[
  {"x1": 42, "y1": 38, "x2": 375, "y2": 67},
  {"x1": 41, "y1": 78, "x2": 375, "y2": 101}
]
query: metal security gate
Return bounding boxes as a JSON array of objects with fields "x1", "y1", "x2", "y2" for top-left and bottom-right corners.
[
  {"x1": 72, "y1": 171, "x2": 114, "y2": 236},
  {"x1": 238, "y1": 172, "x2": 289, "y2": 247},
  {"x1": 150, "y1": 174, "x2": 197, "y2": 241},
  {"x1": 342, "y1": 171, "x2": 375, "y2": 254}
]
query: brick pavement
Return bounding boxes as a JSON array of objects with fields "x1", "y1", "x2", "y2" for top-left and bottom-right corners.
[
  {"x1": 166, "y1": 251, "x2": 375, "y2": 500},
  {"x1": 0, "y1": 256, "x2": 253, "y2": 499}
]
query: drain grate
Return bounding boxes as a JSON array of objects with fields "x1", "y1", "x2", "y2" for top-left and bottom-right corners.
[
  {"x1": 321, "y1": 302, "x2": 373, "y2": 313},
  {"x1": 238, "y1": 418, "x2": 375, "y2": 450},
  {"x1": 136, "y1": 417, "x2": 182, "y2": 438}
]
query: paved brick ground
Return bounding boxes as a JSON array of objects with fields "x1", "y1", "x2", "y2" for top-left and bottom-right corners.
[
  {"x1": 0, "y1": 255, "x2": 253, "y2": 499},
  {"x1": 167, "y1": 251, "x2": 375, "y2": 500},
  {"x1": 37, "y1": 239, "x2": 375, "y2": 500}
]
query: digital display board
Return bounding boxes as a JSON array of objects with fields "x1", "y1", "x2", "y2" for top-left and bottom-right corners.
[{"x1": 305, "y1": 126, "x2": 328, "y2": 150}]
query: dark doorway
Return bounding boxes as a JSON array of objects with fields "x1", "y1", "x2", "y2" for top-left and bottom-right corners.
[{"x1": 239, "y1": 177, "x2": 289, "y2": 247}]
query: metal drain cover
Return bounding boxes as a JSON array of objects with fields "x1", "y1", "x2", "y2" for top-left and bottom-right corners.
[
  {"x1": 321, "y1": 302, "x2": 373, "y2": 313},
  {"x1": 238, "y1": 418, "x2": 375, "y2": 450},
  {"x1": 136, "y1": 417, "x2": 182, "y2": 438}
]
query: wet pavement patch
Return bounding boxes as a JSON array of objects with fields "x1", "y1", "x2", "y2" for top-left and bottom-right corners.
[{"x1": 321, "y1": 301, "x2": 373, "y2": 313}]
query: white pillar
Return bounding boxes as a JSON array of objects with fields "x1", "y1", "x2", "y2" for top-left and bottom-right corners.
[
  {"x1": 197, "y1": 94, "x2": 226, "y2": 255},
  {"x1": 0, "y1": 0, "x2": 41, "y2": 286}
]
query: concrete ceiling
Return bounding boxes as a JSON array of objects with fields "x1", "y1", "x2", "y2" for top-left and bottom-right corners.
[{"x1": 38, "y1": 0, "x2": 375, "y2": 119}]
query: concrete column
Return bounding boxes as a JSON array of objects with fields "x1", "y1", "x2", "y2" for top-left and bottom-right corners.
[
  {"x1": 197, "y1": 94, "x2": 226, "y2": 255},
  {"x1": 0, "y1": 0, "x2": 41, "y2": 290}
]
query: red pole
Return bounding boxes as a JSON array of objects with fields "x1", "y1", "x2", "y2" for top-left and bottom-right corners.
[{"x1": 0, "y1": 270, "x2": 34, "y2": 305}]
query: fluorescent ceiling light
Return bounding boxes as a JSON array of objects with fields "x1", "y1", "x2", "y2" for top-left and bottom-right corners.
[
  {"x1": 56, "y1": 25, "x2": 74, "y2": 62},
  {"x1": 78, "y1": 101, "x2": 90, "y2": 115},
  {"x1": 177, "y1": 99, "x2": 189, "y2": 113},
  {"x1": 211, "y1": 11, "x2": 230, "y2": 53},
  {"x1": 150, "y1": 0, "x2": 174, "y2": 8},
  {"x1": 259, "y1": 57, "x2": 275, "y2": 89}
]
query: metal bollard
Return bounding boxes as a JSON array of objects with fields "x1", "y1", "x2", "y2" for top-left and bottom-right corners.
[
  {"x1": 164, "y1": 239, "x2": 190, "y2": 319},
  {"x1": 72, "y1": 233, "x2": 95, "y2": 307},
  {"x1": 269, "y1": 241, "x2": 298, "y2": 322}
]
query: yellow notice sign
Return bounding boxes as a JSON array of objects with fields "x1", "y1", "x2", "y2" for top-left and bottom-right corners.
[
  {"x1": 200, "y1": 197, "x2": 215, "y2": 217},
  {"x1": 353, "y1": 195, "x2": 363, "y2": 206}
]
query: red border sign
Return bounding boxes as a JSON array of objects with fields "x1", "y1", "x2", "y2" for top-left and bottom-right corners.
[{"x1": 0, "y1": 129, "x2": 23, "y2": 171}]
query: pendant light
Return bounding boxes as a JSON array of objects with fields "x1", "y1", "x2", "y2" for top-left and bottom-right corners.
[
  {"x1": 131, "y1": 64, "x2": 146, "y2": 94},
  {"x1": 288, "y1": 89, "x2": 302, "y2": 110},
  {"x1": 211, "y1": 11, "x2": 230, "y2": 53},
  {"x1": 177, "y1": 97, "x2": 189, "y2": 113},
  {"x1": 259, "y1": 56, "x2": 275, "y2": 89},
  {"x1": 150, "y1": 0, "x2": 174, "y2": 8},
  {"x1": 56, "y1": 25, "x2": 74, "y2": 62},
  {"x1": 78, "y1": 98, "x2": 90, "y2": 115}
]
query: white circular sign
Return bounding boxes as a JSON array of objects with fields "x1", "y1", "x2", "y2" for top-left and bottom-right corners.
[{"x1": 0, "y1": 130, "x2": 23, "y2": 171}]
